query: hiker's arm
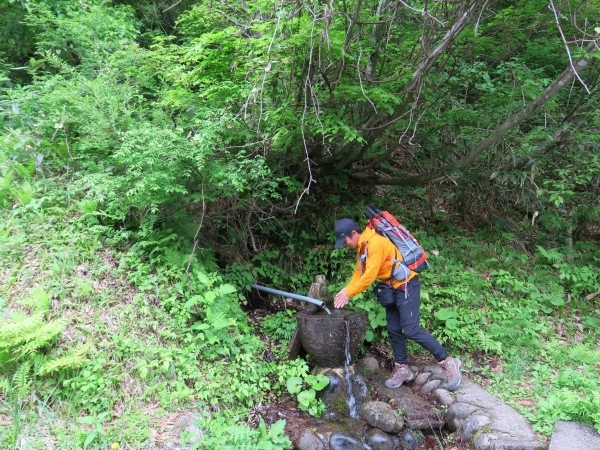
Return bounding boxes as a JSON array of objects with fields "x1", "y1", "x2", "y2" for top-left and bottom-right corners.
[
  {"x1": 334, "y1": 258, "x2": 362, "y2": 308},
  {"x1": 345, "y1": 243, "x2": 385, "y2": 297}
]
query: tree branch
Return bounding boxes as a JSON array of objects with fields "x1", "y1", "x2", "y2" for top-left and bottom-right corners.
[
  {"x1": 351, "y1": 36, "x2": 599, "y2": 186},
  {"x1": 326, "y1": 0, "x2": 488, "y2": 170}
]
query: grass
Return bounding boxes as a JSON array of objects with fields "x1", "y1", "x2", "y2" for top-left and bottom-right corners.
[
  {"x1": 0, "y1": 190, "x2": 208, "y2": 448},
  {"x1": 1, "y1": 179, "x2": 600, "y2": 448}
]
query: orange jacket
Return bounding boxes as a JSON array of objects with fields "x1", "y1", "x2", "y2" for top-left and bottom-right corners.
[{"x1": 345, "y1": 227, "x2": 417, "y2": 298}]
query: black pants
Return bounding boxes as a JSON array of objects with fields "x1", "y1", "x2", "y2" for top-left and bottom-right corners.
[{"x1": 385, "y1": 277, "x2": 448, "y2": 365}]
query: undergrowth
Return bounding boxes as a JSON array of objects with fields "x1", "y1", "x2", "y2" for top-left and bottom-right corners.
[{"x1": 1, "y1": 176, "x2": 599, "y2": 448}]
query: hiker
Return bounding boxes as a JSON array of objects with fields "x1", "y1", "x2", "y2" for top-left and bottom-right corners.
[{"x1": 332, "y1": 217, "x2": 462, "y2": 391}]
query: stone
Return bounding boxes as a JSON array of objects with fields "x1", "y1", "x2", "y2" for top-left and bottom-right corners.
[
  {"x1": 454, "y1": 379, "x2": 538, "y2": 441},
  {"x1": 459, "y1": 413, "x2": 492, "y2": 441},
  {"x1": 420, "y1": 379, "x2": 441, "y2": 394},
  {"x1": 360, "y1": 401, "x2": 404, "y2": 433},
  {"x1": 414, "y1": 372, "x2": 431, "y2": 386},
  {"x1": 365, "y1": 428, "x2": 395, "y2": 450},
  {"x1": 475, "y1": 433, "x2": 546, "y2": 450},
  {"x1": 298, "y1": 429, "x2": 326, "y2": 450},
  {"x1": 400, "y1": 430, "x2": 419, "y2": 450},
  {"x1": 372, "y1": 372, "x2": 444, "y2": 430},
  {"x1": 352, "y1": 373, "x2": 369, "y2": 399},
  {"x1": 329, "y1": 431, "x2": 365, "y2": 450},
  {"x1": 445, "y1": 402, "x2": 482, "y2": 431},
  {"x1": 549, "y1": 421, "x2": 600, "y2": 450},
  {"x1": 318, "y1": 369, "x2": 350, "y2": 417},
  {"x1": 357, "y1": 356, "x2": 380, "y2": 374},
  {"x1": 177, "y1": 414, "x2": 203, "y2": 447},
  {"x1": 297, "y1": 307, "x2": 367, "y2": 367},
  {"x1": 421, "y1": 364, "x2": 446, "y2": 380},
  {"x1": 433, "y1": 388, "x2": 455, "y2": 406},
  {"x1": 317, "y1": 367, "x2": 369, "y2": 417}
]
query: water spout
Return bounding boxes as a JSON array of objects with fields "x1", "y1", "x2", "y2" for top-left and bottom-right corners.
[{"x1": 250, "y1": 283, "x2": 331, "y2": 315}]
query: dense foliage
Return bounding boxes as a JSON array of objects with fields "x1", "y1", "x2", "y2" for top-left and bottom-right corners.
[{"x1": 1, "y1": 0, "x2": 599, "y2": 448}]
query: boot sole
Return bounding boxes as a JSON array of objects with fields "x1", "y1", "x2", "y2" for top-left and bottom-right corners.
[
  {"x1": 384, "y1": 373, "x2": 414, "y2": 389},
  {"x1": 446, "y1": 359, "x2": 462, "y2": 391}
]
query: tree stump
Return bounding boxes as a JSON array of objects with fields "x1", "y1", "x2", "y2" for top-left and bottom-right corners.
[{"x1": 287, "y1": 275, "x2": 332, "y2": 360}]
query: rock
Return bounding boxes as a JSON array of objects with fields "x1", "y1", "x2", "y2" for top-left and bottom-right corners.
[
  {"x1": 317, "y1": 367, "x2": 370, "y2": 418},
  {"x1": 357, "y1": 356, "x2": 380, "y2": 374},
  {"x1": 420, "y1": 379, "x2": 441, "y2": 394},
  {"x1": 318, "y1": 369, "x2": 350, "y2": 417},
  {"x1": 414, "y1": 372, "x2": 431, "y2": 386},
  {"x1": 475, "y1": 433, "x2": 546, "y2": 450},
  {"x1": 352, "y1": 373, "x2": 369, "y2": 399},
  {"x1": 373, "y1": 371, "x2": 444, "y2": 430},
  {"x1": 298, "y1": 429, "x2": 325, "y2": 450},
  {"x1": 459, "y1": 413, "x2": 492, "y2": 440},
  {"x1": 177, "y1": 414, "x2": 202, "y2": 447},
  {"x1": 549, "y1": 421, "x2": 600, "y2": 450},
  {"x1": 454, "y1": 379, "x2": 539, "y2": 441},
  {"x1": 400, "y1": 429, "x2": 419, "y2": 450},
  {"x1": 433, "y1": 388, "x2": 455, "y2": 406},
  {"x1": 329, "y1": 431, "x2": 365, "y2": 450},
  {"x1": 365, "y1": 428, "x2": 395, "y2": 450},
  {"x1": 360, "y1": 401, "x2": 403, "y2": 433},
  {"x1": 445, "y1": 402, "x2": 481, "y2": 432},
  {"x1": 421, "y1": 364, "x2": 445, "y2": 380}
]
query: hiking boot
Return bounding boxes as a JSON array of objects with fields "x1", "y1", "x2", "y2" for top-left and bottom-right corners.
[
  {"x1": 385, "y1": 363, "x2": 414, "y2": 389},
  {"x1": 439, "y1": 356, "x2": 462, "y2": 391}
]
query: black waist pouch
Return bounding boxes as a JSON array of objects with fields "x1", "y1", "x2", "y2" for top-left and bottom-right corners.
[{"x1": 373, "y1": 282, "x2": 395, "y2": 307}]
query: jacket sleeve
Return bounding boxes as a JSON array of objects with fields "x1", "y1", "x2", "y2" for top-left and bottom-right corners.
[{"x1": 346, "y1": 239, "x2": 386, "y2": 298}]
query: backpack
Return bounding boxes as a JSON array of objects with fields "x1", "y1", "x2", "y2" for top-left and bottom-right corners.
[{"x1": 365, "y1": 204, "x2": 428, "y2": 282}]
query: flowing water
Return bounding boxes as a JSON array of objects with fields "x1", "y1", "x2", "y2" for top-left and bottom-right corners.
[{"x1": 344, "y1": 320, "x2": 359, "y2": 419}]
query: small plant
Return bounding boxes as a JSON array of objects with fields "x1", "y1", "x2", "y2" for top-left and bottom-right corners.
[
  {"x1": 188, "y1": 413, "x2": 292, "y2": 449},
  {"x1": 262, "y1": 310, "x2": 297, "y2": 341},
  {"x1": 286, "y1": 373, "x2": 329, "y2": 417}
]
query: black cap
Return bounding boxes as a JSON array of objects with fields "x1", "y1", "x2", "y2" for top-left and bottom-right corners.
[{"x1": 334, "y1": 218, "x2": 357, "y2": 248}]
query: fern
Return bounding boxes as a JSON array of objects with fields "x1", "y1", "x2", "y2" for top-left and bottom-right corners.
[
  {"x1": 39, "y1": 342, "x2": 92, "y2": 375},
  {"x1": 0, "y1": 312, "x2": 68, "y2": 359},
  {"x1": 164, "y1": 248, "x2": 187, "y2": 268},
  {"x1": 477, "y1": 331, "x2": 503, "y2": 355},
  {"x1": 536, "y1": 246, "x2": 564, "y2": 265},
  {"x1": 0, "y1": 313, "x2": 46, "y2": 353},
  {"x1": 32, "y1": 353, "x2": 50, "y2": 375},
  {"x1": 16, "y1": 288, "x2": 51, "y2": 313},
  {"x1": 568, "y1": 344, "x2": 600, "y2": 365},
  {"x1": 12, "y1": 361, "x2": 32, "y2": 400},
  {"x1": 543, "y1": 282, "x2": 564, "y2": 297},
  {"x1": 0, "y1": 377, "x2": 9, "y2": 396},
  {"x1": 19, "y1": 319, "x2": 69, "y2": 356}
]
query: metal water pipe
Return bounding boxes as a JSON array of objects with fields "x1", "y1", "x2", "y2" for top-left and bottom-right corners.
[{"x1": 250, "y1": 283, "x2": 331, "y2": 315}]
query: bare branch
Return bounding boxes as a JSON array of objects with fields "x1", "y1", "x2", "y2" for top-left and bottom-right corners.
[
  {"x1": 548, "y1": 0, "x2": 591, "y2": 93},
  {"x1": 351, "y1": 38, "x2": 599, "y2": 186},
  {"x1": 185, "y1": 183, "x2": 206, "y2": 294}
]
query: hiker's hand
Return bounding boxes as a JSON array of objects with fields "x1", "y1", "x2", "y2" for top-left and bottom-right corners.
[{"x1": 334, "y1": 288, "x2": 350, "y2": 309}]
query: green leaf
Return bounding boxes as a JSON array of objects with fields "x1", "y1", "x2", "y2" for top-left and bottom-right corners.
[
  {"x1": 435, "y1": 308, "x2": 458, "y2": 321},
  {"x1": 297, "y1": 389, "x2": 315, "y2": 406},
  {"x1": 83, "y1": 432, "x2": 97, "y2": 447},
  {"x1": 445, "y1": 318, "x2": 459, "y2": 330},
  {"x1": 286, "y1": 376, "x2": 303, "y2": 394},
  {"x1": 306, "y1": 374, "x2": 329, "y2": 390},
  {"x1": 219, "y1": 284, "x2": 237, "y2": 295}
]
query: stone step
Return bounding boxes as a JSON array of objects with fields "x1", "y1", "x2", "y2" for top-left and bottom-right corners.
[{"x1": 548, "y1": 420, "x2": 600, "y2": 450}]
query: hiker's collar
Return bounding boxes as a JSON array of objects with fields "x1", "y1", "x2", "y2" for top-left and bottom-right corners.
[{"x1": 358, "y1": 227, "x2": 376, "y2": 248}]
